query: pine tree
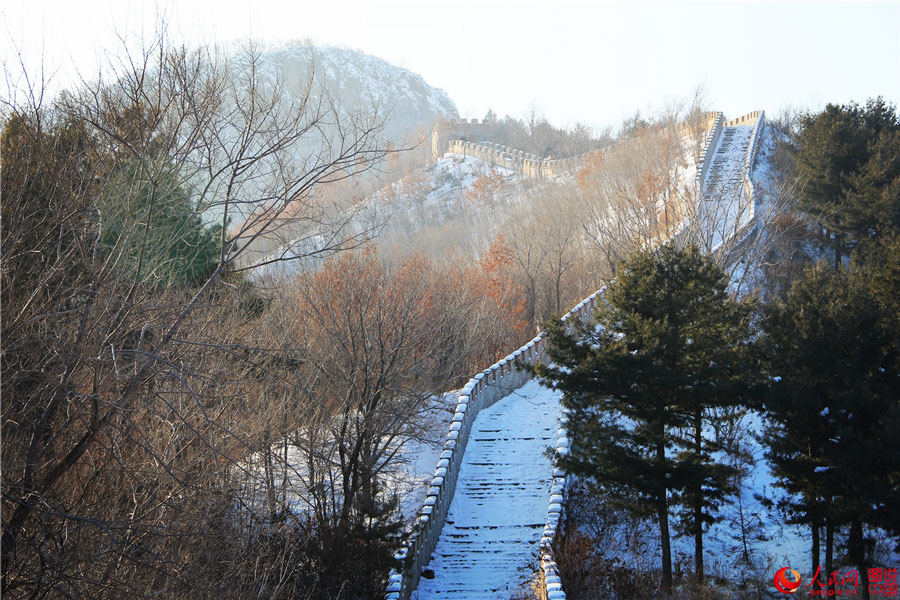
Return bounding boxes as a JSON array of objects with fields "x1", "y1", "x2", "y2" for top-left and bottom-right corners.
[
  {"x1": 760, "y1": 263, "x2": 900, "y2": 597},
  {"x1": 536, "y1": 244, "x2": 754, "y2": 592},
  {"x1": 790, "y1": 97, "x2": 900, "y2": 267},
  {"x1": 98, "y1": 159, "x2": 221, "y2": 288}
]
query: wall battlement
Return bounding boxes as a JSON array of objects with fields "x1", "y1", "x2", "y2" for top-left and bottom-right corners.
[
  {"x1": 433, "y1": 111, "x2": 731, "y2": 182},
  {"x1": 431, "y1": 117, "x2": 496, "y2": 159},
  {"x1": 724, "y1": 110, "x2": 764, "y2": 128},
  {"x1": 393, "y1": 108, "x2": 768, "y2": 600}
]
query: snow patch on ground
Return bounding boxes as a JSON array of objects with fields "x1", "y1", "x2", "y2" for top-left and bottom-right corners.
[
  {"x1": 385, "y1": 393, "x2": 457, "y2": 520},
  {"x1": 236, "y1": 392, "x2": 458, "y2": 525},
  {"x1": 693, "y1": 411, "x2": 810, "y2": 580}
]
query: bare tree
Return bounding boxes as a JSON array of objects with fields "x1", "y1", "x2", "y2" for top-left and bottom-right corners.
[
  {"x1": 505, "y1": 186, "x2": 585, "y2": 327},
  {"x1": 1, "y1": 26, "x2": 394, "y2": 598},
  {"x1": 576, "y1": 121, "x2": 690, "y2": 273}
]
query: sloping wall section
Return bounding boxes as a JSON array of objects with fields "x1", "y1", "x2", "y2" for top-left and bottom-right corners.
[
  {"x1": 390, "y1": 109, "x2": 766, "y2": 600},
  {"x1": 432, "y1": 112, "x2": 723, "y2": 180}
]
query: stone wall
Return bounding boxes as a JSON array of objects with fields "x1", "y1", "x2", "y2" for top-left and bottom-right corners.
[
  {"x1": 391, "y1": 109, "x2": 764, "y2": 600},
  {"x1": 435, "y1": 112, "x2": 724, "y2": 182},
  {"x1": 431, "y1": 117, "x2": 496, "y2": 159},
  {"x1": 724, "y1": 110, "x2": 764, "y2": 128},
  {"x1": 384, "y1": 330, "x2": 540, "y2": 600},
  {"x1": 384, "y1": 286, "x2": 605, "y2": 600},
  {"x1": 440, "y1": 136, "x2": 605, "y2": 179},
  {"x1": 695, "y1": 112, "x2": 725, "y2": 192},
  {"x1": 727, "y1": 110, "x2": 767, "y2": 259}
]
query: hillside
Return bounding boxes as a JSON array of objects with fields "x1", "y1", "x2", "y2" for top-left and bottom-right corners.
[
  {"x1": 251, "y1": 152, "x2": 531, "y2": 278},
  {"x1": 239, "y1": 45, "x2": 458, "y2": 145},
  {"x1": 224, "y1": 45, "x2": 459, "y2": 269},
  {"x1": 5, "y1": 5, "x2": 898, "y2": 599},
  {"x1": 250, "y1": 110, "x2": 709, "y2": 279}
]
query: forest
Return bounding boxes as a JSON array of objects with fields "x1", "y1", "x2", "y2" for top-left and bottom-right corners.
[{"x1": 2, "y1": 30, "x2": 899, "y2": 600}]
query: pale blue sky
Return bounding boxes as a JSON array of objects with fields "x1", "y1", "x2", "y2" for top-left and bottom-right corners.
[{"x1": 3, "y1": 0, "x2": 898, "y2": 130}]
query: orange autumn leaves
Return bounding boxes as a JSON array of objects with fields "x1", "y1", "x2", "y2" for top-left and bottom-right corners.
[
  {"x1": 576, "y1": 151, "x2": 606, "y2": 192},
  {"x1": 470, "y1": 235, "x2": 530, "y2": 358},
  {"x1": 466, "y1": 169, "x2": 507, "y2": 207},
  {"x1": 294, "y1": 235, "x2": 529, "y2": 381}
]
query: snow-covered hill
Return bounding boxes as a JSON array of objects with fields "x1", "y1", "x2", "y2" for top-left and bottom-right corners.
[
  {"x1": 234, "y1": 44, "x2": 458, "y2": 146},
  {"x1": 252, "y1": 153, "x2": 530, "y2": 277},
  {"x1": 221, "y1": 45, "x2": 460, "y2": 267}
]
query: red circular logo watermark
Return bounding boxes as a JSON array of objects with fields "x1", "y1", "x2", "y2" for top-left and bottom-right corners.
[{"x1": 774, "y1": 567, "x2": 802, "y2": 594}]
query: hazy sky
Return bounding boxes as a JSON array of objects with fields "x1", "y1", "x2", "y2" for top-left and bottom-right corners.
[{"x1": 3, "y1": 0, "x2": 898, "y2": 130}]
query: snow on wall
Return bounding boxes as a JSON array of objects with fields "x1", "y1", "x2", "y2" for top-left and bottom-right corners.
[
  {"x1": 435, "y1": 112, "x2": 723, "y2": 180},
  {"x1": 723, "y1": 110, "x2": 767, "y2": 257},
  {"x1": 743, "y1": 111, "x2": 767, "y2": 203},
  {"x1": 389, "y1": 110, "x2": 762, "y2": 600},
  {"x1": 443, "y1": 139, "x2": 590, "y2": 179},
  {"x1": 386, "y1": 288, "x2": 604, "y2": 600},
  {"x1": 695, "y1": 112, "x2": 725, "y2": 194},
  {"x1": 413, "y1": 381, "x2": 561, "y2": 599}
]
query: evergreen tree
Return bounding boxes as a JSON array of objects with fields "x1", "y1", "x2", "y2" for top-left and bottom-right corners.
[
  {"x1": 99, "y1": 159, "x2": 221, "y2": 288},
  {"x1": 536, "y1": 244, "x2": 754, "y2": 592},
  {"x1": 760, "y1": 263, "x2": 900, "y2": 597},
  {"x1": 861, "y1": 235, "x2": 900, "y2": 317},
  {"x1": 852, "y1": 127, "x2": 900, "y2": 242},
  {"x1": 790, "y1": 97, "x2": 900, "y2": 267}
]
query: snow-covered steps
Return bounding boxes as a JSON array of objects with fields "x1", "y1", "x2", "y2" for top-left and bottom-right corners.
[
  {"x1": 414, "y1": 380, "x2": 561, "y2": 599},
  {"x1": 689, "y1": 120, "x2": 761, "y2": 252},
  {"x1": 702, "y1": 124, "x2": 755, "y2": 203}
]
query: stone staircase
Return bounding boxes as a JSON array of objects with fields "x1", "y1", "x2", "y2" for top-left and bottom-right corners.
[
  {"x1": 703, "y1": 123, "x2": 755, "y2": 203},
  {"x1": 689, "y1": 118, "x2": 760, "y2": 252},
  {"x1": 395, "y1": 112, "x2": 766, "y2": 600},
  {"x1": 413, "y1": 381, "x2": 560, "y2": 599}
]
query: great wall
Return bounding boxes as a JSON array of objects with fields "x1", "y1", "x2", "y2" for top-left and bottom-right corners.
[
  {"x1": 430, "y1": 112, "x2": 723, "y2": 179},
  {"x1": 387, "y1": 109, "x2": 766, "y2": 600}
]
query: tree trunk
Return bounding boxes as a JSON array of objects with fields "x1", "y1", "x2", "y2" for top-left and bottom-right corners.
[
  {"x1": 849, "y1": 519, "x2": 870, "y2": 600},
  {"x1": 834, "y1": 232, "x2": 843, "y2": 271},
  {"x1": 826, "y1": 517, "x2": 834, "y2": 596},
  {"x1": 693, "y1": 504, "x2": 703, "y2": 583},
  {"x1": 657, "y1": 441, "x2": 672, "y2": 595},
  {"x1": 658, "y1": 495, "x2": 673, "y2": 595},
  {"x1": 263, "y1": 434, "x2": 278, "y2": 522},
  {"x1": 811, "y1": 518, "x2": 821, "y2": 587},
  {"x1": 737, "y1": 484, "x2": 750, "y2": 564},
  {"x1": 693, "y1": 411, "x2": 704, "y2": 583},
  {"x1": 524, "y1": 279, "x2": 537, "y2": 328}
]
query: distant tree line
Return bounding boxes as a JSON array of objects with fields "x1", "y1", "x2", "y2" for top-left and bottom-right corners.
[{"x1": 475, "y1": 106, "x2": 613, "y2": 158}]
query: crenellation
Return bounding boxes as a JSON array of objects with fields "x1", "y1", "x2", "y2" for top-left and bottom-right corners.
[
  {"x1": 398, "y1": 110, "x2": 767, "y2": 600},
  {"x1": 436, "y1": 111, "x2": 734, "y2": 181}
]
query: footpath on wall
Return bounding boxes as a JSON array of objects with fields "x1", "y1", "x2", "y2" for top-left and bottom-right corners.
[{"x1": 387, "y1": 110, "x2": 766, "y2": 600}]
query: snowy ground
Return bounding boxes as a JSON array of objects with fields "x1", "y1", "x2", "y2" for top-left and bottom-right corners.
[
  {"x1": 236, "y1": 392, "x2": 456, "y2": 525},
  {"x1": 415, "y1": 380, "x2": 561, "y2": 599},
  {"x1": 686, "y1": 411, "x2": 811, "y2": 582},
  {"x1": 386, "y1": 394, "x2": 457, "y2": 520},
  {"x1": 371, "y1": 153, "x2": 531, "y2": 259}
]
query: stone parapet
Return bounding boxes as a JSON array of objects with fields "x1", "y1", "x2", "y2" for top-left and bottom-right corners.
[
  {"x1": 392, "y1": 108, "x2": 766, "y2": 600},
  {"x1": 695, "y1": 112, "x2": 725, "y2": 194},
  {"x1": 724, "y1": 110, "x2": 763, "y2": 128},
  {"x1": 385, "y1": 284, "x2": 606, "y2": 600},
  {"x1": 437, "y1": 111, "x2": 724, "y2": 181}
]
